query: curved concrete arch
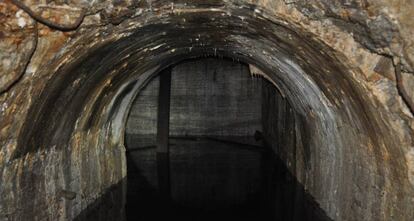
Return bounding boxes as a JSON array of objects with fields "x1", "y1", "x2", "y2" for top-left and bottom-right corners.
[{"x1": 1, "y1": 2, "x2": 412, "y2": 221}]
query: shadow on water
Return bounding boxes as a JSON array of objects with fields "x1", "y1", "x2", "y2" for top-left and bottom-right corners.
[
  {"x1": 262, "y1": 148, "x2": 333, "y2": 221},
  {"x1": 74, "y1": 147, "x2": 333, "y2": 221},
  {"x1": 73, "y1": 178, "x2": 126, "y2": 221}
]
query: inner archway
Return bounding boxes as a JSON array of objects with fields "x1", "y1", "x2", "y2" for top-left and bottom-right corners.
[
  {"x1": 126, "y1": 58, "x2": 268, "y2": 220},
  {"x1": 123, "y1": 57, "x2": 336, "y2": 221}
]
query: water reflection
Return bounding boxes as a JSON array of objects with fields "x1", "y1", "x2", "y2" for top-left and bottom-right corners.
[{"x1": 74, "y1": 140, "x2": 333, "y2": 221}]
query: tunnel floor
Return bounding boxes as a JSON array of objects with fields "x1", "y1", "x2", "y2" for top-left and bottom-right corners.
[{"x1": 123, "y1": 136, "x2": 332, "y2": 221}]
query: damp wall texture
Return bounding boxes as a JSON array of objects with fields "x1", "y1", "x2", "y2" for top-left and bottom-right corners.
[
  {"x1": 0, "y1": 0, "x2": 413, "y2": 221},
  {"x1": 125, "y1": 58, "x2": 262, "y2": 140}
]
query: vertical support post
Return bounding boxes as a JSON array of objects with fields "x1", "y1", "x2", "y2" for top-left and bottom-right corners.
[{"x1": 156, "y1": 67, "x2": 172, "y2": 199}]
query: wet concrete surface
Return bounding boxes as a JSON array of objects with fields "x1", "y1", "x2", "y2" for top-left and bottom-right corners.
[{"x1": 74, "y1": 137, "x2": 332, "y2": 221}]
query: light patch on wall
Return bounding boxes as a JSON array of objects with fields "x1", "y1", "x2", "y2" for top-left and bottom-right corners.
[
  {"x1": 15, "y1": 10, "x2": 27, "y2": 28},
  {"x1": 248, "y1": 64, "x2": 285, "y2": 98},
  {"x1": 406, "y1": 148, "x2": 414, "y2": 188}
]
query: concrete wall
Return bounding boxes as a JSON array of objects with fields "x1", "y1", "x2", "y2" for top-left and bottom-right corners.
[
  {"x1": 262, "y1": 80, "x2": 298, "y2": 167},
  {"x1": 126, "y1": 58, "x2": 262, "y2": 143}
]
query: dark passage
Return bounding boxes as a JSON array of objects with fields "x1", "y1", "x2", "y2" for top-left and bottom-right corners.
[{"x1": 75, "y1": 58, "x2": 331, "y2": 221}]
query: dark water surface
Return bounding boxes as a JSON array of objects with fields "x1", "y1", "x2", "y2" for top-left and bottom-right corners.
[{"x1": 75, "y1": 138, "x2": 332, "y2": 221}]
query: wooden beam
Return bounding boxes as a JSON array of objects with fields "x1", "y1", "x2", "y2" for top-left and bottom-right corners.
[{"x1": 156, "y1": 67, "x2": 172, "y2": 198}]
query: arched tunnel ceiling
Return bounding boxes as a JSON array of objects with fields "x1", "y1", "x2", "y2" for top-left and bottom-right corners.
[{"x1": 0, "y1": 1, "x2": 413, "y2": 221}]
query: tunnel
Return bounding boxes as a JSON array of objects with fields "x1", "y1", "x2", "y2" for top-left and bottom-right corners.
[
  {"x1": 123, "y1": 58, "x2": 330, "y2": 221},
  {"x1": 0, "y1": 1, "x2": 414, "y2": 221}
]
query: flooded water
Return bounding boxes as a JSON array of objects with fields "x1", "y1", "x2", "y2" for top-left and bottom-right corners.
[{"x1": 74, "y1": 137, "x2": 332, "y2": 221}]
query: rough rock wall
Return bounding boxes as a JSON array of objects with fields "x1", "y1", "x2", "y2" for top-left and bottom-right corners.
[{"x1": 0, "y1": 0, "x2": 413, "y2": 220}]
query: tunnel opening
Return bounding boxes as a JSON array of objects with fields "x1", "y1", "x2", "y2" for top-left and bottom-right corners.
[
  {"x1": 122, "y1": 57, "x2": 331, "y2": 221},
  {"x1": 6, "y1": 3, "x2": 408, "y2": 221}
]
